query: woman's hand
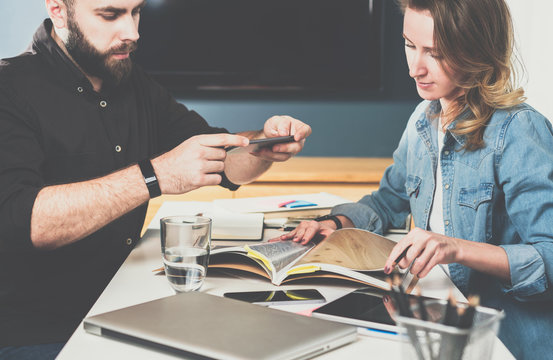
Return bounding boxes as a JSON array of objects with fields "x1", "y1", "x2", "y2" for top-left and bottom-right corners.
[
  {"x1": 383, "y1": 227, "x2": 463, "y2": 278},
  {"x1": 273, "y1": 220, "x2": 336, "y2": 245}
]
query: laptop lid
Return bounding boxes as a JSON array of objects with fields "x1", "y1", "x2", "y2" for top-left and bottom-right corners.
[{"x1": 84, "y1": 292, "x2": 357, "y2": 360}]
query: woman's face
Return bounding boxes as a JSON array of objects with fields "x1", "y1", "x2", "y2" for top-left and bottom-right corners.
[{"x1": 403, "y1": 7, "x2": 461, "y2": 111}]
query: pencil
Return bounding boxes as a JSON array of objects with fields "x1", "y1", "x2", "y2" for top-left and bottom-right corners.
[
  {"x1": 442, "y1": 289, "x2": 459, "y2": 326},
  {"x1": 393, "y1": 274, "x2": 414, "y2": 318},
  {"x1": 416, "y1": 287, "x2": 436, "y2": 360},
  {"x1": 392, "y1": 245, "x2": 412, "y2": 266},
  {"x1": 458, "y1": 295, "x2": 479, "y2": 329},
  {"x1": 415, "y1": 287, "x2": 428, "y2": 321}
]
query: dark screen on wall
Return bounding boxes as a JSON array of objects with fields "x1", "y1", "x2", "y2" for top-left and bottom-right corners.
[{"x1": 134, "y1": 0, "x2": 384, "y2": 91}]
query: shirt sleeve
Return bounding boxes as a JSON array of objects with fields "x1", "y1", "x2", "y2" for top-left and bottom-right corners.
[
  {"x1": 0, "y1": 86, "x2": 44, "y2": 252},
  {"x1": 145, "y1": 73, "x2": 240, "y2": 191},
  {"x1": 497, "y1": 108, "x2": 553, "y2": 301}
]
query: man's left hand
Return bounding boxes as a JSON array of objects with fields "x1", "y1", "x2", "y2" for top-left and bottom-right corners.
[{"x1": 254, "y1": 115, "x2": 311, "y2": 162}]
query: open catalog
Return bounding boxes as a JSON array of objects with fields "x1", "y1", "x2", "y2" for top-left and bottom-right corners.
[{"x1": 207, "y1": 228, "x2": 402, "y2": 290}]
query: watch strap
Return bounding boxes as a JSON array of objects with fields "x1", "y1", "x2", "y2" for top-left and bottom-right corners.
[
  {"x1": 138, "y1": 159, "x2": 162, "y2": 198},
  {"x1": 315, "y1": 214, "x2": 342, "y2": 230}
]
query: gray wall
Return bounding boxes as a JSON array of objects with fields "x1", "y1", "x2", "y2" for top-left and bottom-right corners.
[
  {"x1": 0, "y1": 1, "x2": 47, "y2": 58},
  {"x1": 180, "y1": 97, "x2": 416, "y2": 157},
  {"x1": 0, "y1": 1, "x2": 419, "y2": 157}
]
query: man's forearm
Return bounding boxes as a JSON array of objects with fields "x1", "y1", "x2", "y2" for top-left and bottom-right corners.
[
  {"x1": 224, "y1": 130, "x2": 272, "y2": 184},
  {"x1": 224, "y1": 150, "x2": 272, "y2": 185},
  {"x1": 30, "y1": 164, "x2": 150, "y2": 250}
]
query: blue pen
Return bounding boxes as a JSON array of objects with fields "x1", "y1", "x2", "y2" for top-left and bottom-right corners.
[
  {"x1": 357, "y1": 327, "x2": 398, "y2": 339},
  {"x1": 285, "y1": 200, "x2": 317, "y2": 209}
]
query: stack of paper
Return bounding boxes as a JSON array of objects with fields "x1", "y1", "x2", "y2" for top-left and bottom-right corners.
[
  {"x1": 213, "y1": 192, "x2": 349, "y2": 214},
  {"x1": 148, "y1": 202, "x2": 264, "y2": 240},
  {"x1": 148, "y1": 193, "x2": 351, "y2": 241}
]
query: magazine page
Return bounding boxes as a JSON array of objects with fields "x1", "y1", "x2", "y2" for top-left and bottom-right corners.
[
  {"x1": 294, "y1": 228, "x2": 396, "y2": 271},
  {"x1": 245, "y1": 241, "x2": 315, "y2": 281}
]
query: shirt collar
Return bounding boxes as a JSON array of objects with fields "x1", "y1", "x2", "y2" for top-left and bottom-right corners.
[
  {"x1": 422, "y1": 100, "x2": 471, "y2": 148},
  {"x1": 32, "y1": 19, "x2": 129, "y2": 96},
  {"x1": 32, "y1": 19, "x2": 93, "y2": 91}
]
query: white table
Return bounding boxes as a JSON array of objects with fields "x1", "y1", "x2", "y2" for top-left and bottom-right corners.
[{"x1": 57, "y1": 227, "x2": 513, "y2": 359}]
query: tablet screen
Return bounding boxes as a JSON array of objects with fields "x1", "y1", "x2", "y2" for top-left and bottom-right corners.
[
  {"x1": 312, "y1": 288, "x2": 396, "y2": 331},
  {"x1": 312, "y1": 287, "x2": 436, "y2": 333}
]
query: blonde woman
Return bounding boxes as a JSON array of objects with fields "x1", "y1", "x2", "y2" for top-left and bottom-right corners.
[{"x1": 281, "y1": 0, "x2": 553, "y2": 358}]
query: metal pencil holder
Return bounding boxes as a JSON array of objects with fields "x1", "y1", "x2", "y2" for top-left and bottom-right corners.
[{"x1": 395, "y1": 300, "x2": 504, "y2": 360}]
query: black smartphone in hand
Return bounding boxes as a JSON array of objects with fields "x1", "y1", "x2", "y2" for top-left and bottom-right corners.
[
  {"x1": 226, "y1": 135, "x2": 295, "y2": 154},
  {"x1": 224, "y1": 289, "x2": 325, "y2": 306}
]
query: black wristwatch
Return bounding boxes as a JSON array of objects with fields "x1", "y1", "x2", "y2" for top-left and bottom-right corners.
[
  {"x1": 315, "y1": 214, "x2": 342, "y2": 230},
  {"x1": 138, "y1": 159, "x2": 162, "y2": 198}
]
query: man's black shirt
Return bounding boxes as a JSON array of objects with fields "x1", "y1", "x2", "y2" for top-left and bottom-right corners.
[{"x1": 0, "y1": 20, "x2": 234, "y2": 346}]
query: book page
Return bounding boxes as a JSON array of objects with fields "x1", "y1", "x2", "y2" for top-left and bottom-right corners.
[
  {"x1": 246, "y1": 241, "x2": 315, "y2": 276},
  {"x1": 295, "y1": 228, "x2": 396, "y2": 271}
]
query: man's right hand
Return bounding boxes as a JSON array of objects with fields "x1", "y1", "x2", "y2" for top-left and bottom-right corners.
[{"x1": 151, "y1": 133, "x2": 249, "y2": 194}]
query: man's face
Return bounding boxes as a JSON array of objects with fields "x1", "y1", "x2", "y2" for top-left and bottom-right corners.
[{"x1": 64, "y1": 0, "x2": 144, "y2": 85}]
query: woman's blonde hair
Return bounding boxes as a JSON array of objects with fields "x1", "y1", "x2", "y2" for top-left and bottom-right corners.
[{"x1": 398, "y1": 0, "x2": 525, "y2": 150}]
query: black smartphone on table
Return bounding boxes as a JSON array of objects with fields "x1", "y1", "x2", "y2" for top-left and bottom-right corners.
[
  {"x1": 226, "y1": 135, "x2": 296, "y2": 154},
  {"x1": 223, "y1": 289, "x2": 325, "y2": 306}
]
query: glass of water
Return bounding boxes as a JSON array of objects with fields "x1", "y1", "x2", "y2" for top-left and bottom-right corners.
[{"x1": 160, "y1": 215, "x2": 211, "y2": 292}]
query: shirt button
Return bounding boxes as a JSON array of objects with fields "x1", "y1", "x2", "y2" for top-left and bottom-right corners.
[
  {"x1": 444, "y1": 184, "x2": 450, "y2": 190},
  {"x1": 77, "y1": 86, "x2": 84, "y2": 93},
  {"x1": 100, "y1": 100, "x2": 107, "y2": 108},
  {"x1": 126, "y1": 238, "x2": 133, "y2": 245},
  {"x1": 444, "y1": 150, "x2": 450, "y2": 156},
  {"x1": 115, "y1": 145, "x2": 122, "y2": 152},
  {"x1": 445, "y1": 220, "x2": 450, "y2": 226}
]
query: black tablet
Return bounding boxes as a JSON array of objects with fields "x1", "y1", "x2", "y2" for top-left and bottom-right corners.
[
  {"x1": 226, "y1": 135, "x2": 295, "y2": 153},
  {"x1": 312, "y1": 287, "x2": 437, "y2": 333}
]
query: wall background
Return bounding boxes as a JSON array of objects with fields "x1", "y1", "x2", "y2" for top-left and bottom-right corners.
[{"x1": 1, "y1": 0, "x2": 550, "y2": 157}]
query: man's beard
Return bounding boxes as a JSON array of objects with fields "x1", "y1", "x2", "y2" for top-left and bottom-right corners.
[{"x1": 65, "y1": 17, "x2": 137, "y2": 86}]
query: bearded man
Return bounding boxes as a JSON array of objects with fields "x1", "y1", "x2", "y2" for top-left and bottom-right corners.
[{"x1": 0, "y1": 1, "x2": 311, "y2": 358}]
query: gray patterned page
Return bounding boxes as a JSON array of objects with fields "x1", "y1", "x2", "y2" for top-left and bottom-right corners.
[{"x1": 248, "y1": 241, "x2": 315, "y2": 275}]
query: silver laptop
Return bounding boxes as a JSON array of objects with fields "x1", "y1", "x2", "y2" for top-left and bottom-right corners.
[{"x1": 84, "y1": 292, "x2": 357, "y2": 360}]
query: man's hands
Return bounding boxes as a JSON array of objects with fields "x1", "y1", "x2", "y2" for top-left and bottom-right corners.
[
  {"x1": 151, "y1": 133, "x2": 248, "y2": 194},
  {"x1": 151, "y1": 115, "x2": 311, "y2": 195},
  {"x1": 252, "y1": 115, "x2": 312, "y2": 162},
  {"x1": 383, "y1": 228, "x2": 463, "y2": 278}
]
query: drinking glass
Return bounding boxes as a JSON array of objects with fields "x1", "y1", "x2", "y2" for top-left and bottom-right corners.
[{"x1": 160, "y1": 216, "x2": 211, "y2": 292}]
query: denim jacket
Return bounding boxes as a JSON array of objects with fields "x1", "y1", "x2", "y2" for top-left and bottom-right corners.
[{"x1": 332, "y1": 100, "x2": 553, "y2": 359}]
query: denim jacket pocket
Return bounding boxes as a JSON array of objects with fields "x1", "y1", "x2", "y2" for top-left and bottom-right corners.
[
  {"x1": 458, "y1": 183, "x2": 494, "y2": 209},
  {"x1": 405, "y1": 175, "x2": 422, "y2": 198},
  {"x1": 458, "y1": 183, "x2": 494, "y2": 241}
]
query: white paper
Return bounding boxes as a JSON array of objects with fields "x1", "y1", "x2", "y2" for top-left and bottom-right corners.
[
  {"x1": 212, "y1": 192, "x2": 350, "y2": 214},
  {"x1": 148, "y1": 201, "x2": 264, "y2": 240}
]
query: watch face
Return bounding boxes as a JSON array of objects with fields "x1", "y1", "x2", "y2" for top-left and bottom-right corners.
[{"x1": 144, "y1": 175, "x2": 157, "y2": 184}]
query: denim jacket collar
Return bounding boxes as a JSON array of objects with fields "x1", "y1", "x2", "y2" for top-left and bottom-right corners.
[{"x1": 416, "y1": 100, "x2": 471, "y2": 148}]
